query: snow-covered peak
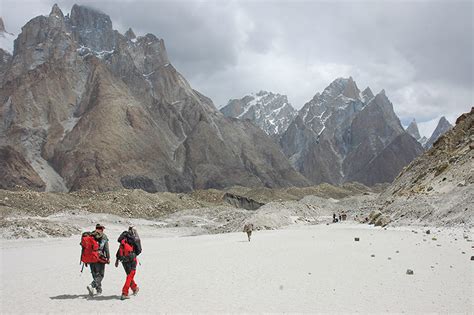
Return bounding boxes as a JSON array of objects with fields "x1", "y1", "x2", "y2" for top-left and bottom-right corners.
[
  {"x1": 297, "y1": 77, "x2": 365, "y2": 136},
  {"x1": 221, "y1": 91, "x2": 297, "y2": 136},
  {"x1": 0, "y1": 17, "x2": 15, "y2": 54}
]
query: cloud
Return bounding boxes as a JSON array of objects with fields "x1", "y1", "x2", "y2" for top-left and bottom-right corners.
[{"x1": 2, "y1": 0, "x2": 472, "y2": 125}]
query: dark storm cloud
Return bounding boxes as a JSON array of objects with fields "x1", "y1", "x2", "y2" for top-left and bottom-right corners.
[{"x1": 2, "y1": 0, "x2": 473, "y2": 136}]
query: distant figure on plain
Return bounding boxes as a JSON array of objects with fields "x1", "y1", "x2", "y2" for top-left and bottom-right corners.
[
  {"x1": 341, "y1": 212, "x2": 347, "y2": 221},
  {"x1": 243, "y1": 223, "x2": 254, "y2": 242}
]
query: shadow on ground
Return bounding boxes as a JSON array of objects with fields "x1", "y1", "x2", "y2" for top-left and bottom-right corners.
[{"x1": 50, "y1": 294, "x2": 121, "y2": 301}]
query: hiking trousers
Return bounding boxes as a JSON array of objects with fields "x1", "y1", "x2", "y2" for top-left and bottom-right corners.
[
  {"x1": 121, "y1": 258, "x2": 138, "y2": 296},
  {"x1": 90, "y1": 263, "x2": 106, "y2": 292}
]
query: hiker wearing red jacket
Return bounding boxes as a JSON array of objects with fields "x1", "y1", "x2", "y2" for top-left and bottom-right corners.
[
  {"x1": 115, "y1": 226, "x2": 142, "y2": 300},
  {"x1": 86, "y1": 224, "x2": 110, "y2": 296}
]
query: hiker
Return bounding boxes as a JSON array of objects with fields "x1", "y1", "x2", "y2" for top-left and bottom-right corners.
[
  {"x1": 115, "y1": 226, "x2": 142, "y2": 300},
  {"x1": 243, "y1": 223, "x2": 254, "y2": 242},
  {"x1": 341, "y1": 212, "x2": 347, "y2": 221},
  {"x1": 84, "y1": 224, "x2": 110, "y2": 296},
  {"x1": 332, "y1": 213, "x2": 338, "y2": 223}
]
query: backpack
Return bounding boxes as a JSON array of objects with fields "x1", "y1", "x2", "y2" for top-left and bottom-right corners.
[
  {"x1": 119, "y1": 239, "x2": 134, "y2": 259},
  {"x1": 80, "y1": 232, "x2": 108, "y2": 264},
  {"x1": 117, "y1": 231, "x2": 141, "y2": 262}
]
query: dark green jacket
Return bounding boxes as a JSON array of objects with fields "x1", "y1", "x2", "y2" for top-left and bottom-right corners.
[{"x1": 91, "y1": 231, "x2": 110, "y2": 260}]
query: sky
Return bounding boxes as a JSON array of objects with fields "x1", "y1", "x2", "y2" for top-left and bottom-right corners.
[{"x1": 1, "y1": 0, "x2": 472, "y2": 137}]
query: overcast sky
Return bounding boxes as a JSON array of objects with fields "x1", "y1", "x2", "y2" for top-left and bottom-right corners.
[{"x1": 2, "y1": 0, "x2": 473, "y2": 137}]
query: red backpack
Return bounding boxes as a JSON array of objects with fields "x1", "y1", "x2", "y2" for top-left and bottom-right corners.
[
  {"x1": 118, "y1": 238, "x2": 134, "y2": 259},
  {"x1": 80, "y1": 232, "x2": 101, "y2": 264}
]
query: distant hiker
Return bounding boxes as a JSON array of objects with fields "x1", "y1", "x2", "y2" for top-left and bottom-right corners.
[
  {"x1": 115, "y1": 226, "x2": 142, "y2": 300},
  {"x1": 338, "y1": 213, "x2": 342, "y2": 221},
  {"x1": 243, "y1": 223, "x2": 254, "y2": 242},
  {"x1": 332, "y1": 213, "x2": 338, "y2": 223},
  {"x1": 80, "y1": 223, "x2": 110, "y2": 297},
  {"x1": 341, "y1": 212, "x2": 347, "y2": 221}
]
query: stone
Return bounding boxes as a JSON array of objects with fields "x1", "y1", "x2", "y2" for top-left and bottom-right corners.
[
  {"x1": 406, "y1": 269, "x2": 414, "y2": 275},
  {"x1": 354, "y1": 237, "x2": 360, "y2": 241},
  {"x1": 426, "y1": 230, "x2": 431, "y2": 234}
]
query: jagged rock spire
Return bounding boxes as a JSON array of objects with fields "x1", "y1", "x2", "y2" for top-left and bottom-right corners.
[
  {"x1": 49, "y1": 4, "x2": 64, "y2": 19},
  {"x1": 0, "y1": 17, "x2": 5, "y2": 33},
  {"x1": 406, "y1": 118, "x2": 421, "y2": 141},
  {"x1": 342, "y1": 76, "x2": 360, "y2": 99},
  {"x1": 125, "y1": 27, "x2": 136, "y2": 40}
]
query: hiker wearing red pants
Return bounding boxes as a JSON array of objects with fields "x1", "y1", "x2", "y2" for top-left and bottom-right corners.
[{"x1": 115, "y1": 226, "x2": 142, "y2": 300}]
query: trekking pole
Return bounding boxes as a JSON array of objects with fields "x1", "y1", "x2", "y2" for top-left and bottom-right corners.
[{"x1": 80, "y1": 262, "x2": 85, "y2": 274}]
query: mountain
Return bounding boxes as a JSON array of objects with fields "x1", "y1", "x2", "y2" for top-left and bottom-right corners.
[
  {"x1": 423, "y1": 116, "x2": 453, "y2": 149},
  {"x1": 0, "y1": 17, "x2": 15, "y2": 55},
  {"x1": 280, "y1": 77, "x2": 424, "y2": 186},
  {"x1": 379, "y1": 107, "x2": 473, "y2": 226},
  {"x1": 0, "y1": 17, "x2": 14, "y2": 84},
  {"x1": 220, "y1": 91, "x2": 297, "y2": 136},
  {"x1": 406, "y1": 118, "x2": 427, "y2": 147},
  {"x1": 406, "y1": 119, "x2": 421, "y2": 140},
  {"x1": 0, "y1": 4, "x2": 308, "y2": 193}
]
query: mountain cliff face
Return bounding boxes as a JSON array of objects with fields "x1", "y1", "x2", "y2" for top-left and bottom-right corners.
[
  {"x1": 424, "y1": 116, "x2": 453, "y2": 149},
  {"x1": 0, "y1": 4, "x2": 308, "y2": 192},
  {"x1": 280, "y1": 77, "x2": 424, "y2": 186},
  {"x1": 220, "y1": 91, "x2": 297, "y2": 136},
  {"x1": 379, "y1": 108, "x2": 473, "y2": 226}
]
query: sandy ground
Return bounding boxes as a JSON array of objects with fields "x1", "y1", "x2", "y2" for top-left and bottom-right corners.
[{"x1": 0, "y1": 223, "x2": 472, "y2": 313}]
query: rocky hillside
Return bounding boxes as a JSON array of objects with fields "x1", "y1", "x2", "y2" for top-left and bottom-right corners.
[
  {"x1": 0, "y1": 5, "x2": 308, "y2": 193},
  {"x1": 280, "y1": 77, "x2": 424, "y2": 186},
  {"x1": 424, "y1": 116, "x2": 453, "y2": 149},
  {"x1": 220, "y1": 91, "x2": 297, "y2": 136},
  {"x1": 379, "y1": 107, "x2": 473, "y2": 226}
]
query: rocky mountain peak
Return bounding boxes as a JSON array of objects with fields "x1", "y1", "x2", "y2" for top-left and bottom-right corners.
[
  {"x1": 342, "y1": 76, "x2": 360, "y2": 99},
  {"x1": 406, "y1": 119, "x2": 421, "y2": 141},
  {"x1": 49, "y1": 4, "x2": 64, "y2": 19},
  {"x1": 322, "y1": 77, "x2": 360, "y2": 101},
  {"x1": 125, "y1": 27, "x2": 136, "y2": 40},
  {"x1": 0, "y1": 17, "x2": 15, "y2": 54},
  {"x1": 0, "y1": 17, "x2": 6, "y2": 33},
  {"x1": 0, "y1": 4, "x2": 308, "y2": 193},
  {"x1": 220, "y1": 91, "x2": 297, "y2": 136},
  {"x1": 280, "y1": 77, "x2": 421, "y2": 186},
  {"x1": 361, "y1": 87, "x2": 374, "y2": 103},
  {"x1": 70, "y1": 4, "x2": 113, "y2": 30},
  {"x1": 438, "y1": 116, "x2": 451, "y2": 128},
  {"x1": 424, "y1": 116, "x2": 453, "y2": 149},
  {"x1": 69, "y1": 4, "x2": 116, "y2": 51}
]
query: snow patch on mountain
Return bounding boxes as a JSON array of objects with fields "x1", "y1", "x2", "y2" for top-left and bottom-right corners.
[{"x1": 221, "y1": 91, "x2": 297, "y2": 136}]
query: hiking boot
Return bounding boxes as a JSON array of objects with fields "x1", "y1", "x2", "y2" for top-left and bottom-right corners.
[
  {"x1": 86, "y1": 285, "x2": 95, "y2": 297},
  {"x1": 132, "y1": 287, "x2": 139, "y2": 296},
  {"x1": 120, "y1": 294, "x2": 130, "y2": 300}
]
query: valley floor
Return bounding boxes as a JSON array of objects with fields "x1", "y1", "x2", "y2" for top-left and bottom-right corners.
[{"x1": 0, "y1": 223, "x2": 472, "y2": 313}]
